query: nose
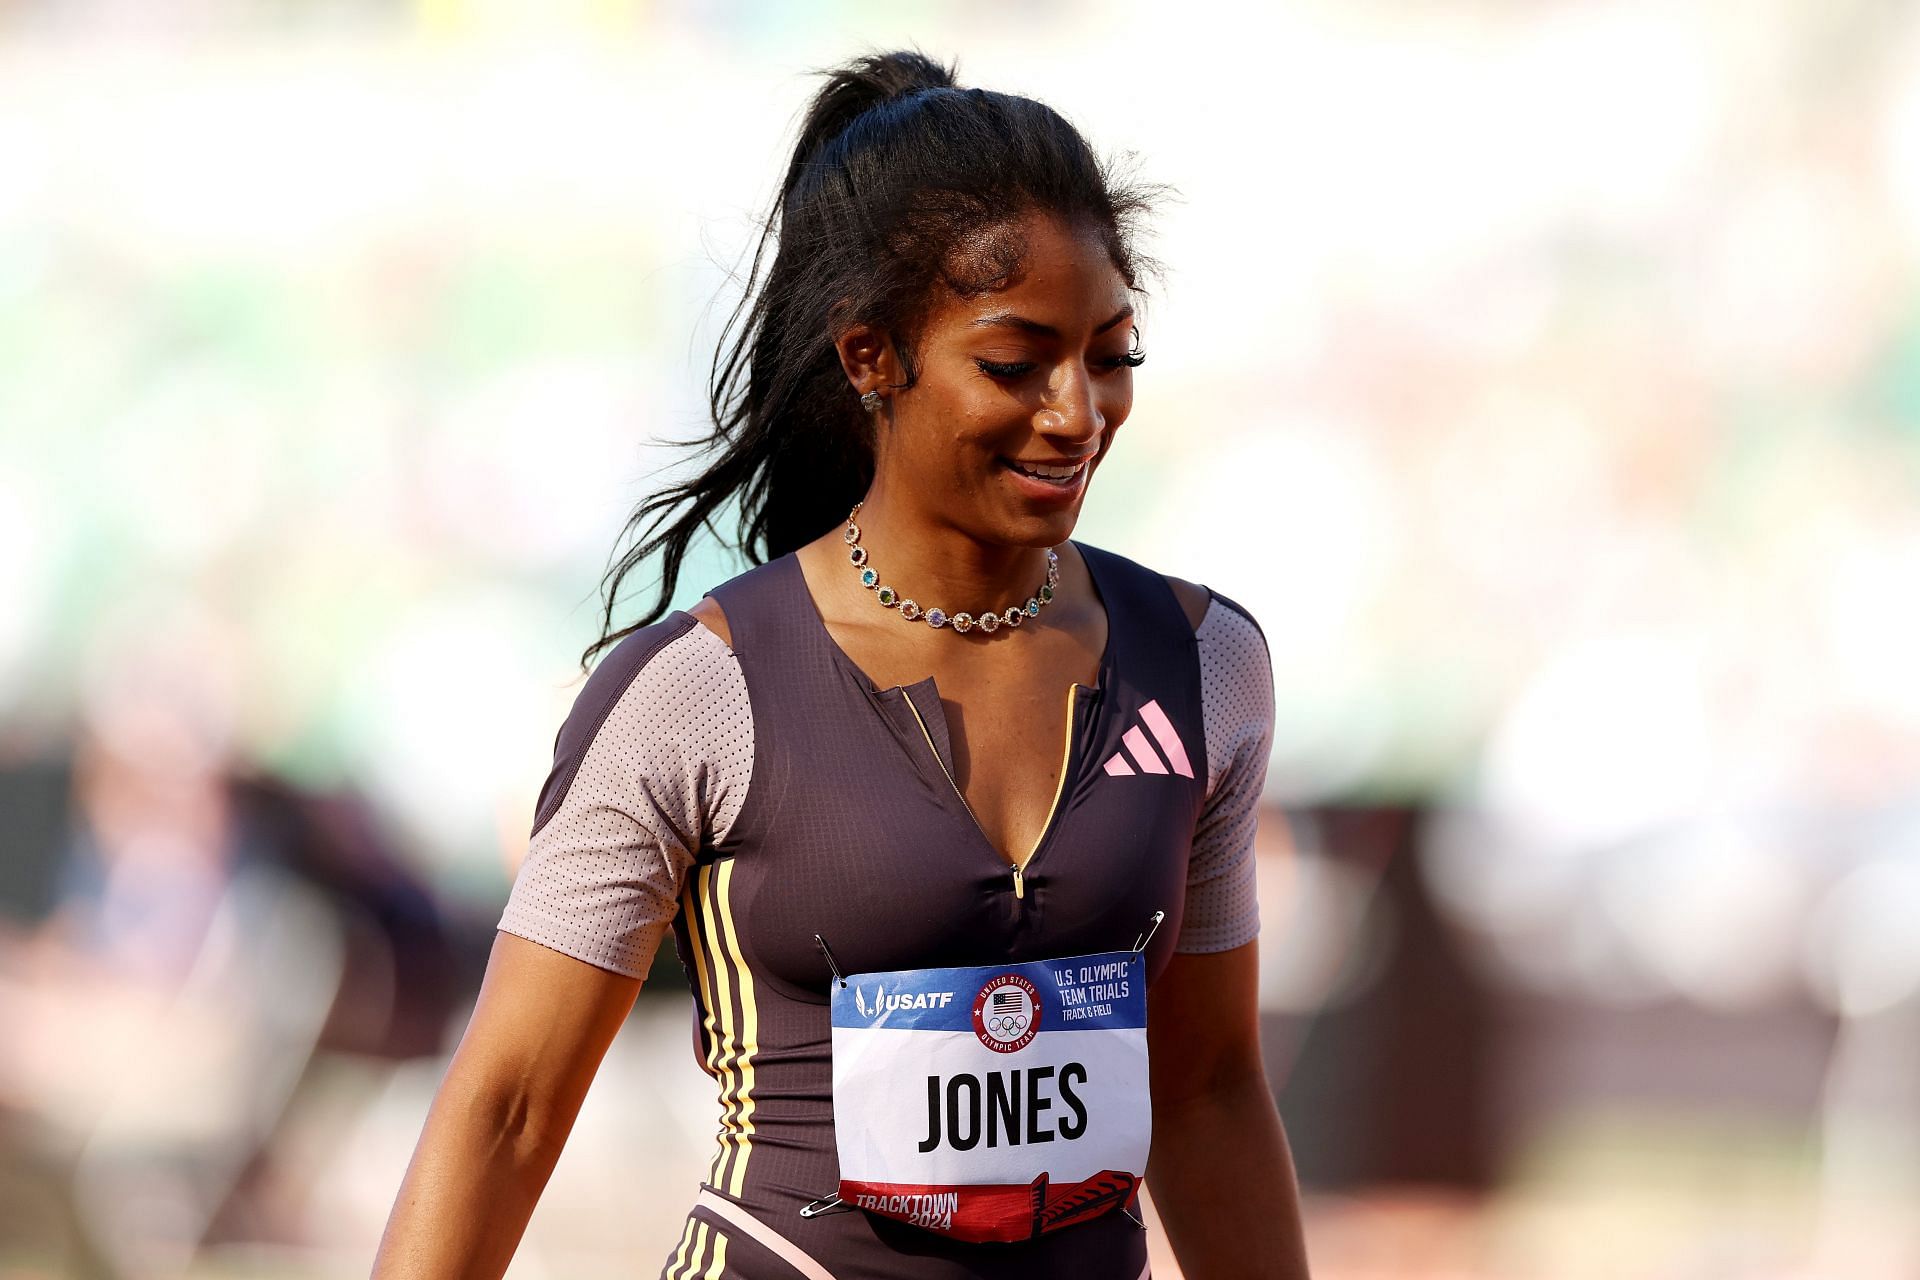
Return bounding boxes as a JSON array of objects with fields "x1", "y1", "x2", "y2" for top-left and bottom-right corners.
[{"x1": 1035, "y1": 361, "x2": 1104, "y2": 447}]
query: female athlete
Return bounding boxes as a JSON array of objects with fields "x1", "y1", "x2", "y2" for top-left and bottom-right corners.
[{"x1": 376, "y1": 50, "x2": 1312, "y2": 1280}]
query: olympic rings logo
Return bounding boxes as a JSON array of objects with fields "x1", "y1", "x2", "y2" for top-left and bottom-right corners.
[{"x1": 972, "y1": 974, "x2": 1042, "y2": 1052}]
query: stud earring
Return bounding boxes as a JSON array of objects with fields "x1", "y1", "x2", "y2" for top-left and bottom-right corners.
[{"x1": 860, "y1": 389, "x2": 882, "y2": 412}]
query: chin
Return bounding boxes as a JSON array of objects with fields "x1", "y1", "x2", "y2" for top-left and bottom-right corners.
[{"x1": 1002, "y1": 504, "x2": 1081, "y2": 547}]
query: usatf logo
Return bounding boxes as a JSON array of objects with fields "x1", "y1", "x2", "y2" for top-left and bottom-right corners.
[
  {"x1": 854, "y1": 984, "x2": 955, "y2": 1018},
  {"x1": 970, "y1": 973, "x2": 1040, "y2": 1053}
]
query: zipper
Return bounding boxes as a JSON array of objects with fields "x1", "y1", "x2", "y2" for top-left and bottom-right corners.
[
  {"x1": 900, "y1": 690, "x2": 1000, "y2": 871},
  {"x1": 1022, "y1": 683, "x2": 1080, "y2": 886},
  {"x1": 900, "y1": 683, "x2": 1081, "y2": 898}
]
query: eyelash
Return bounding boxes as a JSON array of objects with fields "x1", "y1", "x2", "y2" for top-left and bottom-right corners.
[{"x1": 975, "y1": 350, "x2": 1147, "y2": 380}]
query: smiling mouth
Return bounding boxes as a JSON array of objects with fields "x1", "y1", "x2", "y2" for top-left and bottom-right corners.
[{"x1": 1000, "y1": 457, "x2": 1089, "y2": 484}]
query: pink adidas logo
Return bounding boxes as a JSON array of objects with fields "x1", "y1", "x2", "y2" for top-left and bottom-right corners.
[{"x1": 1102, "y1": 699, "x2": 1195, "y2": 778}]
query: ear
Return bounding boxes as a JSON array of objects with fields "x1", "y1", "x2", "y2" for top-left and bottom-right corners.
[{"x1": 833, "y1": 322, "x2": 902, "y2": 400}]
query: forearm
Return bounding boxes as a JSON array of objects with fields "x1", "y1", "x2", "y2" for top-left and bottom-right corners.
[
  {"x1": 1147, "y1": 1070, "x2": 1311, "y2": 1280},
  {"x1": 372, "y1": 1075, "x2": 567, "y2": 1278}
]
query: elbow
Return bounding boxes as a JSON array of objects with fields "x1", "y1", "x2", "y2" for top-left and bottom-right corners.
[
  {"x1": 442, "y1": 1065, "x2": 573, "y2": 1167},
  {"x1": 1152, "y1": 1041, "x2": 1272, "y2": 1114}
]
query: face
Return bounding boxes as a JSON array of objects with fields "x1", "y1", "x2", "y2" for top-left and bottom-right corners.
[{"x1": 848, "y1": 210, "x2": 1139, "y2": 547}]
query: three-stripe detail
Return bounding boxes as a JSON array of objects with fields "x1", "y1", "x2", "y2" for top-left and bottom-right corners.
[
  {"x1": 662, "y1": 1215, "x2": 729, "y2": 1280},
  {"x1": 682, "y1": 858, "x2": 760, "y2": 1199},
  {"x1": 1102, "y1": 698, "x2": 1194, "y2": 778}
]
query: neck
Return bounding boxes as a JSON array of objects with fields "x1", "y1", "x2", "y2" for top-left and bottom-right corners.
[{"x1": 851, "y1": 485, "x2": 1055, "y2": 611}]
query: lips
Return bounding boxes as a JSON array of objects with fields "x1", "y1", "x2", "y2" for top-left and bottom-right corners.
[{"x1": 1001, "y1": 457, "x2": 1089, "y2": 484}]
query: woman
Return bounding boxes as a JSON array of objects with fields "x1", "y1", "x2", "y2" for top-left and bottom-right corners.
[{"x1": 375, "y1": 50, "x2": 1311, "y2": 1280}]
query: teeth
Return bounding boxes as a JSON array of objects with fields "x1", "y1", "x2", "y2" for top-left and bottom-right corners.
[{"x1": 1011, "y1": 460, "x2": 1083, "y2": 481}]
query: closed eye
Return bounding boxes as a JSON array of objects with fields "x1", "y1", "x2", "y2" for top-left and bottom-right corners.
[{"x1": 975, "y1": 351, "x2": 1143, "y2": 381}]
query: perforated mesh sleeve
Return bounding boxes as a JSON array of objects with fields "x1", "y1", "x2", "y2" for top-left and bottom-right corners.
[
  {"x1": 497, "y1": 619, "x2": 753, "y2": 979},
  {"x1": 1175, "y1": 594, "x2": 1275, "y2": 955}
]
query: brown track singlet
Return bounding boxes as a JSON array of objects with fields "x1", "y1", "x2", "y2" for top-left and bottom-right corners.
[{"x1": 662, "y1": 543, "x2": 1214, "y2": 1280}]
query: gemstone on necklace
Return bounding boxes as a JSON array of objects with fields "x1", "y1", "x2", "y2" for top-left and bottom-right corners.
[{"x1": 844, "y1": 529, "x2": 1054, "y2": 639}]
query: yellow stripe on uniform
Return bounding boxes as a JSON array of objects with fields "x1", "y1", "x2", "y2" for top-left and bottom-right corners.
[
  {"x1": 711, "y1": 858, "x2": 760, "y2": 1196},
  {"x1": 701, "y1": 863, "x2": 742, "y2": 1188},
  {"x1": 663, "y1": 1216, "x2": 697, "y2": 1280},
  {"x1": 682, "y1": 859, "x2": 762, "y2": 1198},
  {"x1": 675, "y1": 1221, "x2": 711, "y2": 1280},
  {"x1": 681, "y1": 868, "x2": 729, "y2": 1187},
  {"x1": 702, "y1": 1226, "x2": 730, "y2": 1279}
]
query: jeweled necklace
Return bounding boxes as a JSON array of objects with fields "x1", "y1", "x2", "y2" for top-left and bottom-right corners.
[{"x1": 843, "y1": 502, "x2": 1058, "y2": 635}]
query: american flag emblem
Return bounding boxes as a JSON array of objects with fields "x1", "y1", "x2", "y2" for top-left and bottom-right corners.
[{"x1": 972, "y1": 974, "x2": 1042, "y2": 1052}]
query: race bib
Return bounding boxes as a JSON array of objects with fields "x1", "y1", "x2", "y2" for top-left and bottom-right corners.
[{"x1": 828, "y1": 949, "x2": 1149, "y2": 1243}]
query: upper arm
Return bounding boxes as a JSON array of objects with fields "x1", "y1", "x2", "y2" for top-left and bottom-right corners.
[
  {"x1": 442, "y1": 930, "x2": 643, "y2": 1152},
  {"x1": 499, "y1": 617, "x2": 752, "y2": 980},
  {"x1": 1175, "y1": 591, "x2": 1275, "y2": 955},
  {"x1": 1148, "y1": 941, "x2": 1265, "y2": 1106}
]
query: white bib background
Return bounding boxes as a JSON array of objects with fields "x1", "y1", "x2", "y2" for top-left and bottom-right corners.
[{"x1": 829, "y1": 949, "x2": 1150, "y2": 1243}]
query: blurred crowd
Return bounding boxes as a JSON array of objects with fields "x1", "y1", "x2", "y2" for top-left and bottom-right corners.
[{"x1": 0, "y1": 660, "x2": 468, "y2": 1276}]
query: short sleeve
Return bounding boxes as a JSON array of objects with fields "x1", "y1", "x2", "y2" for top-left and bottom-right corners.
[
  {"x1": 497, "y1": 616, "x2": 753, "y2": 979},
  {"x1": 1175, "y1": 593, "x2": 1275, "y2": 955}
]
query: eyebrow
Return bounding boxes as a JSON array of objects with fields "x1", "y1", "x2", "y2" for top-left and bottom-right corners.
[{"x1": 971, "y1": 305, "x2": 1135, "y2": 338}]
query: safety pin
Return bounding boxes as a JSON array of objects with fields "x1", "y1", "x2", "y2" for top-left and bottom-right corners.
[
  {"x1": 814, "y1": 933, "x2": 847, "y2": 988},
  {"x1": 799, "y1": 1193, "x2": 851, "y2": 1218},
  {"x1": 1132, "y1": 910, "x2": 1165, "y2": 953},
  {"x1": 1121, "y1": 1202, "x2": 1146, "y2": 1229}
]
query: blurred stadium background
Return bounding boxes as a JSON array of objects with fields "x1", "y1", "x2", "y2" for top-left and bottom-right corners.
[{"x1": 2, "y1": 0, "x2": 1917, "y2": 1276}]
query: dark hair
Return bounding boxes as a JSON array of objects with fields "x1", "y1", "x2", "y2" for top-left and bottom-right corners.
[{"x1": 578, "y1": 48, "x2": 1161, "y2": 673}]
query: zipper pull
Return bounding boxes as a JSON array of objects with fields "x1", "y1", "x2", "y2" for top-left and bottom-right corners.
[{"x1": 1012, "y1": 864, "x2": 1026, "y2": 899}]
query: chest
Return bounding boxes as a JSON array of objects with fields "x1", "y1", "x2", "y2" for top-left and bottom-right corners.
[
  {"x1": 704, "y1": 547, "x2": 1206, "y2": 996},
  {"x1": 716, "y1": 664, "x2": 1203, "y2": 999},
  {"x1": 845, "y1": 633, "x2": 1101, "y2": 874}
]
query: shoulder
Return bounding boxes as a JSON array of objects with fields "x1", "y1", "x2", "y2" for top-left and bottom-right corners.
[
  {"x1": 532, "y1": 612, "x2": 749, "y2": 838},
  {"x1": 1193, "y1": 587, "x2": 1271, "y2": 696},
  {"x1": 1160, "y1": 574, "x2": 1211, "y2": 632},
  {"x1": 1066, "y1": 540, "x2": 1212, "y2": 632},
  {"x1": 688, "y1": 595, "x2": 732, "y2": 648},
  {"x1": 688, "y1": 550, "x2": 808, "y2": 648},
  {"x1": 1194, "y1": 587, "x2": 1267, "y2": 654},
  {"x1": 1148, "y1": 563, "x2": 1265, "y2": 652},
  {"x1": 1058, "y1": 543, "x2": 1274, "y2": 649},
  {"x1": 564, "y1": 612, "x2": 726, "y2": 744},
  {"x1": 1192, "y1": 588, "x2": 1273, "y2": 780}
]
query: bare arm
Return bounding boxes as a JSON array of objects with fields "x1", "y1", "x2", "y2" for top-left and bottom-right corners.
[
  {"x1": 1146, "y1": 942, "x2": 1312, "y2": 1280},
  {"x1": 372, "y1": 931, "x2": 642, "y2": 1278}
]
